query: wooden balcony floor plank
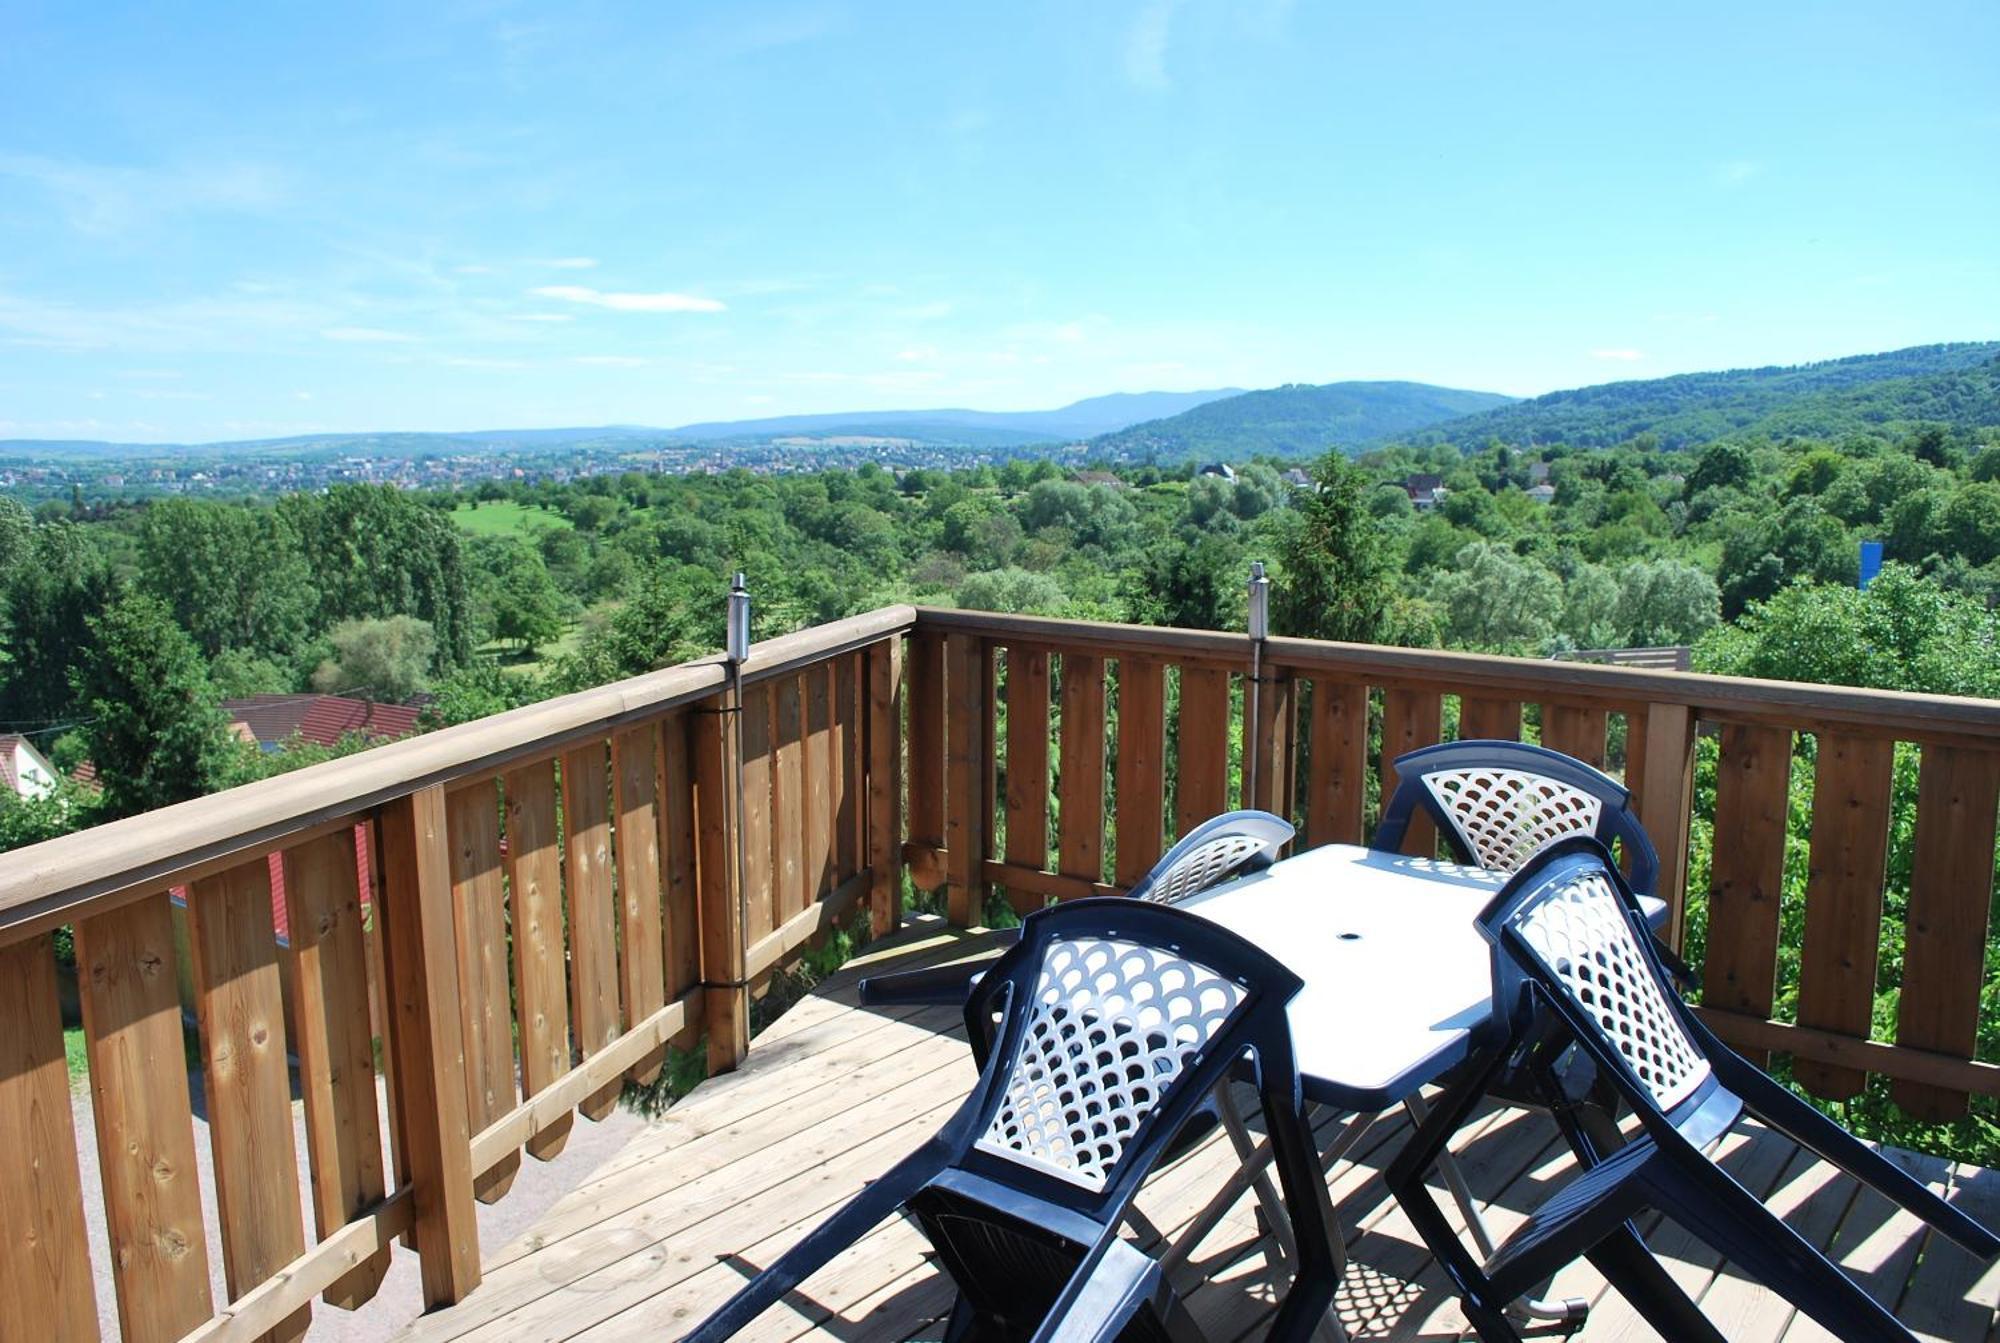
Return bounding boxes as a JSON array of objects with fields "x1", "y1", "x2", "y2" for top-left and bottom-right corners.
[{"x1": 392, "y1": 924, "x2": 1993, "y2": 1343}]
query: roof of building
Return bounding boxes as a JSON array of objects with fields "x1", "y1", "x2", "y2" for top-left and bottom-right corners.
[
  {"x1": 0, "y1": 734, "x2": 28, "y2": 794},
  {"x1": 224, "y1": 694, "x2": 423, "y2": 750}
]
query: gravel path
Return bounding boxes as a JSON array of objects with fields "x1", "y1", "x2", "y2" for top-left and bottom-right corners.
[{"x1": 71, "y1": 1069, "x2": 647, "y2": 1341}]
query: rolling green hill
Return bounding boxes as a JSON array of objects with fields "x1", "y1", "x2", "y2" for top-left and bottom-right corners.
[
  {"x1": 1090, "y1": 381, "x2": 1515, "y2": 459},
  {"x1": 1408, "y1": 341, "x2": 2000, "y2": 451}
]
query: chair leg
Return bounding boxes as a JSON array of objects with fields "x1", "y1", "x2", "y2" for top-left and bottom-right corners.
[
  {"x1": 1643, "y1": 1154, "x2": 1915, "y2": 1343},
  {"x1": 1218, "y1": 1086, "x2": 1298, "y2": 1265},
  {"x1": 1712, "y1": 1045, "x2": 2000, "y2": 1258},
  {"x1": 1583, "y1": 1224, "x2": 1728, "y2": 1343}
]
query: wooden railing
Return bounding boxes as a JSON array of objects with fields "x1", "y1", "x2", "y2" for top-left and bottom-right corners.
[
  {"x1": 6, "y1": 598, "x2": 2000, "y2": 1342},
  {"x1": 905, "y1": 606, "x2": 2000, "y2": 1130},
  {"x1": 0, "y1": 605, "x2": 910, "y2": 1343}
]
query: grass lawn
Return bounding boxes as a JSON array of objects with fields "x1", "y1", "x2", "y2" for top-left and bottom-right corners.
[
  {"x1": 477, "y1": 622, "x2": 585, "y2": 677},
  {"x1": 451, "y1": 500, "x2": 575, "y2": 537},
  {"x1": 65, "y1": 1025, "x2": 87, "y2": 1086}
]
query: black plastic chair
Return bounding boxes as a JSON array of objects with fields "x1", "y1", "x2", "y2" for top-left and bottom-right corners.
[
  {"x1": 860, "y1": 809, "x2": 1297, "y2": 1013},
  {"x1": 683, "y1": 898, "x2": 1344, "y2": 1343},
  {"x1": 1388, "y1": 837, "x2": 2000, "y2": 1343}
]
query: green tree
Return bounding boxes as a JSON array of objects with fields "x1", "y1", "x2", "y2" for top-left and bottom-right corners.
[
  {"x1": 136, "y1": 499, "x2": 316, "y2": 660},
  {"x1": 73, "y1": 593, "x2": 232, "y2": 818},
  {"x1": 312, "y1": 616, "x2": 439, "y2": 700},
  {"x1": 1, "y1": 521, "x2": 114, "y2": 724},
  {"x1": 1428, "y1": 543, "x2": 1562, "y2": 652},
  {"x1": 1616, "y1": 559, "x2": 1721, "y2": 645},
  {"x1": 956, "y1": 567, "x2": 1069, "y2": 616},
  {"x1": 1272, "y1": 452, "x2": 1396, "y2": 643},
  {"x1": 1559, "y1": 564, "x2": 1621, "y2": 648}
]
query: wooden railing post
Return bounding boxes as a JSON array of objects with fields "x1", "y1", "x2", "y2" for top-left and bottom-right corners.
[
  {"x1": 375, "y1": 784, "x2": 481, "y2": 1307},
  {"x1": 694, "y1": 694, "x2": 749, "y2": 1072},
  {"x1": 944, "y1": 632, "x2": 990, "y2": 925},
  {"x1": 868, "y1": 636, "x2": 905, "y2": 937},
  {"x1": 1634, "y1": 701, "x2": 1696, "y2": 947}
]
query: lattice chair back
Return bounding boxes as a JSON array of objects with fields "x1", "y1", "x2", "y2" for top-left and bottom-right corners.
[
  {"x1": 1378, "y1": 740, "x2": 1660, "y2": 896},
  {"x1": 1479, "y1": 838, "x2": 1710, "y2": 1113},
  {"x1": 1127, "y1": 808, "x2": 1296, "y2": 906},
  {"x1": 963, "y1": 897, "x2": 1304, "y2": 1206}
]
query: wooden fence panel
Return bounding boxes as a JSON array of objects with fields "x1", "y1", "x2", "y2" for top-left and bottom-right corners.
[
  {"x1": 772, "y1": 675, "x2": 807, "y2": 924},
  {"x1": 1793, "y1": 733, "x2": 1895, "y2": 1100},
  {"x1": 1057, "y1": 653, "x2": 1107, "y2": 886},
  {"x1": 77, "y1": 892, "x2": 212, "y2": 1343},
  {"x1": 658, "y1": 713, "x2": 703, "y2": 1023},
  {"x1": 1702, "y1": 723, "x2": 1794, "y2": 1068},
  {"x1": 1114, "y1": 656, "x2": 1167, "y2": 887},
  {"x1": 739, "y1": 684, "x2": 776, "y2": 944},
  {"x1": 1895, "y1": 745, "x2": 2000, "y2": 1120},
  {"x1": 694, "y1": 698, "x2": 748, "y2": 1072},
  {"x1": 186, "y1": 860, "x2": 311, "y2": 1341},
  {"x1": 561, "y1": 744, "x2": 622, "y2": 1121},
  {"x1": 1176, "y1": 666, "x2": 1233, "y2": 836},
  {"x1": 0, "y1": 934, "x2": 98, "y2": 1341},
  {"x1": 867, "y1": 638, "x2": 904, "y2": 936},
  {"x1": 944, "y1": 633, "x2": 990, "y2": 925},
  {"x1": 905, "y1": 630, "x2": 947, "y2": 885},
  {"x1": 1541, "y1": 703, "x2": 1608, "y2": 769},
  {"x1": 1244, "y1": 670, "x2": 1293, "y2": 816},
  {"x1": 445, "y1": 781, "x2": 517, "y2": 1200},
  {"x1": 502, "y1": 763, "x2": 574, "y2": 1159},
  {"x1": 832, "y1": 654, "x2": 859, "y2": 882},
  {"x1": 613, "y1": 723, "x2": 667, "y2": 1086},
  {"x1": 282, "y1": 829, "x2": 391, "y2": 1305},
  {"x1": 1305, "y1": 679, "x2": 1368, "y2": 847},
  {"x1": 1381, "y1": 689, "x2": 1442, "y2": 855},
  {"x1": 804, "y1": 665, "x2": 835, "y2": 899},
  {"x1": 1633, "y1": 702, "x2": 1697, "y2": 945},
  {"x1": 1458, "y1": 697, "x2": 1522, "y2": 743},
  {"x1": 1004, "y1": 647, "x2": 1051, "y2": 913}
]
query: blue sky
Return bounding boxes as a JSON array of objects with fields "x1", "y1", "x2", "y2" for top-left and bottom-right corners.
[{"x1": 2, "y1": 1, "x2": 1996, "y2": 443}]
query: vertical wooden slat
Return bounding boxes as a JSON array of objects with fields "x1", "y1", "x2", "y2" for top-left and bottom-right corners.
[
  {"x1": 905, "y1": 630, "x2": 947, "y2": 883},
  {"x1": 1305, "y1": 679, "x2": 1368, "y2": 847},
  {"x1": 1245, "y1": 669, "x2": 1294, "y2": 816},
  {"x1": 1794, "y1": 733, "x2": 1895, "y2": 1100},
  {"x1": 944, "y1": 632, "x2": 990, "y2": 925},
  {"x1": 503, "y1": 763, "x2": 574, "y2": 1159},
  {"x1": 658, "y1": 712, "x2": 703, "y2": 1030},
  {"x1": 1380, "y1": 688, "x2": 1443, "y2": 855},
  {"x1": 739, "y1": 682, "x2": 776, "y2": 942},
  {"x1": 1057, "y1": 653, "x2": 1107, "y2": 886},
  {"x1": 1702, "y1": 723, "x2": 1794, "y2": 1068},
  {"x1": 1633, "y1": 702, "x2": 1697, "y2": 944},
  {"x1": 0, "y1": 934, "x2": 98, "y2": 1341},
  {"x1": 804, "y1": 665, "x2": 835, "y2": 899},
  {"x1": 376, "y1": 785, "x2": 481, "y2": 1307},
  {"x1": 283, "y1": 830, "x2": 391, "y2": 1306},
  {"x1": 444, "y1": 781, "x2": 517, "y2": 1201},
  {"x1": 1115, "y1": 656, "x2": 1167, "y2": 887},
  {"x1": 1176, "y1": 666, "x2": 1232, "y2": 836},
  {"x1": 695, "y1": 695, "x2": 748, "y2": 1073},
  {"x1": 1004, "y1": 647, "x2": 1052, "y2": 914},
  {"x1": 867, "y1": 637, "x2": 905, "y2": 937},
  {"x1": 561, "y1": 743, "x2": 622, "y2": 1121},
  {"x1": 613, "y1": 723, "x2": 667, "y2": 1086},
  {"x1": 1541, "y1": 702, "x2": 1608, "y2": 769},
  {"x1": 186, "y1": 861, "x2": 311, "y2": 1342},
  {"x1": 1895, "y1": 745, "x2": 2000, "y2": 1120},
  {"x1": 77, "y1": 892, "x2": 212, "y2": 1343},
  {"x1": 772, "y1": 674, "x2": 807, "y2": 923},
  {"x1": 1458, "y1": 697, "x2": 1522, "y2": 742},
  {"x1": 832, "y1": 654, "x2": 860, "y2": 882}
]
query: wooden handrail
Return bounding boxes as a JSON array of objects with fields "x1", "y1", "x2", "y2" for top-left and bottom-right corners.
[
  {"x1": 0, "y1": 603, "x2": 917, "y2": 948},
  {"x1": 912, "y1": 605, "x2": 2000, "y2": 745}
]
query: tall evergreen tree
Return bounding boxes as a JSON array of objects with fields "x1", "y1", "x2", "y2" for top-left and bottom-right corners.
[
  {"x1": 1272, "y1": 451, "x2": 1395, "y2": 644},
  {"x1": 73, "y1": 592, "x2": 232, "y2": 817}
]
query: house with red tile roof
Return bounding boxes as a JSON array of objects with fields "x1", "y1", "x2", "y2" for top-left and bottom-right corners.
[{"x1": 0, "y1": 734, "x2": 61, "y2": 800}]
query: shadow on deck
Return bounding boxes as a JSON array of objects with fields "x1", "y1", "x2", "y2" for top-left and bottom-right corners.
[{"x1": 396, "y1": 918, "x2": 2000, "y2": 1343}]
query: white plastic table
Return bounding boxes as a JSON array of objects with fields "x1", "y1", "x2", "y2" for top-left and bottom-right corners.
[{"x1": 1177, "y1": 842, "x2": 1669, "y2": 1112}]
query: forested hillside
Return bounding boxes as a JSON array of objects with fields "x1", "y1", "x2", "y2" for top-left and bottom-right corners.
[
  {"x1": 1090, "y1": 380, "x2": 1515, "y2": 458},
  {"x1": 1413, "y1": 341, "x2": 2000, "y2": 451}
]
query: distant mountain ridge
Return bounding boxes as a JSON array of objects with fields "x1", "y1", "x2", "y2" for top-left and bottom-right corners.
[
  {"x1": 1091, "y1": 381, "x2": 1517, "y2": 458},
  {"x1": 1406, "y1": 341, "x2": 2000, "y2": 451}
]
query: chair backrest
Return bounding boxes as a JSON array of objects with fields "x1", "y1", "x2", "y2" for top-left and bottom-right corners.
[
  {"x1": 963, "y1": 898, "x2": 1303, "y2": 1207},
  {"x1": 1478, "y1": 838, "x2": 1711, "y2": 1115},
  {"x1": 1376, "y1": 740, "x2": 1660, "y2": 895},
  {"x1": 1128, "y1": 808, "x2": 1295, "y2": 905}
]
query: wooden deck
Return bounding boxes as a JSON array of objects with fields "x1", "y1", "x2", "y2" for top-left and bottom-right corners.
[{"x1": 396, "y1": 921, "x2": 2000, "y2": 1343}]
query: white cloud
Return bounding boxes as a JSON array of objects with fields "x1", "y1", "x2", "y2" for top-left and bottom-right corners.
[
  {"x1": 1125, "y1": 0, "x2": 1178, "y2": 89},
  {"x1": 1716, "y1": 160, "x2": 1761, "y2": 185},
  {"x1": 897, "y1": 344, "x2": 938, "y2": 362},
  {"x1": 295, "y1": 391, "x2": 313, "y2": 401},
  {"x1": 322, "y1": 326, "x2": 419, "y2": 343},
  {"x1": 0, "y1": 152, "x2": 285, "y2": 235},
  {"x1": 532, "y1": 285, "x2": 725, "y2": 313},
  {"x1": 454, "y1": 264, "x2": 494, "y2": 275},
  {"x1": 505, "y1": 312, "x2": 574, "y2": 323},
  {"x1": 572, "y1": 354, "x2": 650, "y2": 367},
  {"x1": 544, "y1": 256, "x2": 599, "y2": 269},
  {"x1": 444, "y1": 356, "x2": 528, "y2": 369},
  {"x1": 1591, "y1": 348, "x2": 1644, "y2": 362}
]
